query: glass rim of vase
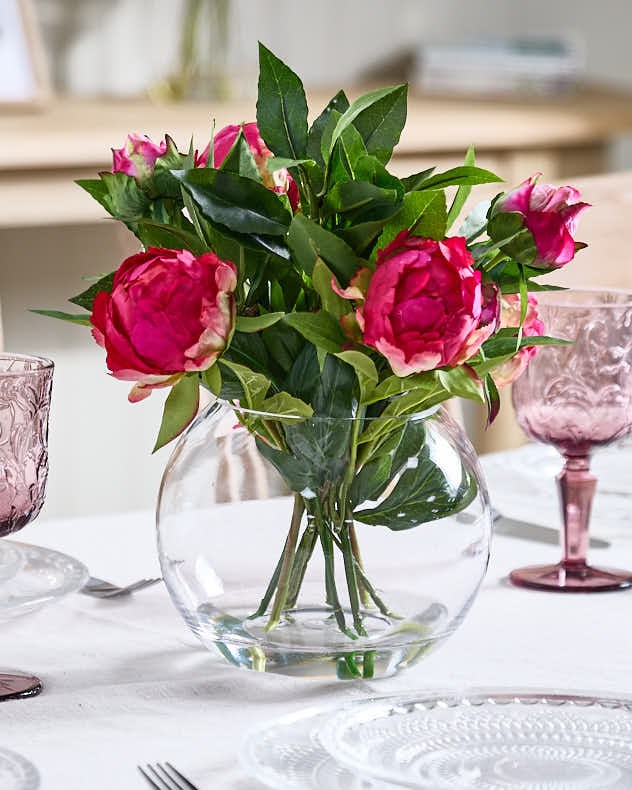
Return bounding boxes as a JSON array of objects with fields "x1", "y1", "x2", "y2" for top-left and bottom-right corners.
[
  {"x1": 535, "y1": 286, "x2": 632, "y2": 308},
  {"x1": 0, "y1": 353, "x2": 54, "y2": 376},
  {"x1": 214, "y1": 398, "x2": 442, "y2": 424}
]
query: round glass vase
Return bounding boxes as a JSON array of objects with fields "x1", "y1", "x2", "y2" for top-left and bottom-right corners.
[{"x1": 156, "y1": 401, "x2": 491, "y2": 680}]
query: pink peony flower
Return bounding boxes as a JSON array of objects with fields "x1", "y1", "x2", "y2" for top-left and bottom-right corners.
[
  {"x1": 454, "y1": 282, "x2": 501, "y2": 364},
  {"x1": 492, "y1": 293, "x2": 545, "y2": 388},
  {"x1": 91, "y1": 247, "x2": 236, "y2": 402},
  {"x1": 338, "y1": 231, "x2": 484, "y2": 377},
  {"x1": 112, "y1": 134, "x2": 167, "y2": 184},
  {"x1": 196, "y1": 122, "x2": 300, "y2": 211},
  {"x1": 494, "y1": 174, "x2": 590, "y2": 269}
]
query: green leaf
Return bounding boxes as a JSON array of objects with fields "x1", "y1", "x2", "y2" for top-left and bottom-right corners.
[
  {"x1": 262, "y1": 322, "x2": 305, "y2": 375},
  {"x1": 235, "y1": 312, "x2": 285, "y2": 333},
  {"x1": 100, "y1": 172, "x2": 150, "y2": 221},
  {"x1": 283, "y1": 311, "x2": 347, "y2": 353},
  {"x1": 255, "y1": 437, "x2": 317, "y2": 493},
  {"x1": 332, "y1": 124, "x2": 368, "y2": 181},
  {"x1": 322, "y1": 180, "x2": 398, "y2": 217},
  {"x1": 373, "y1": 190, "x2": 447, "y2": 257},
  {"x1": 153, "y1": 375, "x2": 200, "y2": 453},
  {"x1": 68, "y1": 272, "x2": 115, "y2": 311},
  {"x1": 201, "y1": 364, "x2": 222, "y2": 396},
  {"x1": 354, "y1": 155, "x2": 404, "y2": 197},
  {"x1": 446, "y1": 144, "x2": 475, "y2": 230},
  {"x1": 31, "y1": 309, "x2": 92, "y2": 326},
  {"x1": 287, "y1": 214, "x2": 358, "y2": 284},
  {"x1": 336, "y1": 350, "x2": 379, "y2": 403},
  {"x1": 219, "y1": 359, "x2": 271, "y2": 409},
  {"x1": 363, "y1": 371, "x2": 437, "y2": 404},
  {"x1": 354, "y1": 436, "x2": 478, "y2": 530},
  {"x1": 334, "y1": 351, "x2": 378, "y2": 383},
  {"x1": 350, "y1": 84, "x2": 408, "y2": 165},
  {"x1": 311, "y1": 258, "x2": 351, "y2": 318},
  {"x1": 326, "y1": 84, "x2": 407, "y2": 163},
  {"x1": 267, "y1": 156, "x2": 315, "y2": 171},
  {"x1": 307, "y1": 90, "x2": 350, "y2": 166},
  {"x1": 340, "y1": 204, "x2": 403, "y2": 254},
  {"x1": 282, "y1": 351, "x2": 355, "y2": 484},
  {"x1": 257, "y1": 43, "x2": 308, "y2": 160},
  {"x1": 259, "y1": 392, "x2": 313, "y2": 421},
  {"x1": 417, "y1": 166, "x2": 503, "y2": 191},
  {"x1": 153, "y1": 135, "x2": 186, "y2": 197},
  {"x1": 136, "y1": 221, "x2": 207, "y2": 256},
  {"x1": 486, "y1": 211, "x2": 537, "y2": 267},
  {"x1": 220, "y1": 128, "x2": 261, "y2": 181},
  {"x1": 483, "y1": 373, "x2": 500, "y2": 427},
  {"x1": 437, "y1": 366, "x2": 484, "y2": 403},
  {"x1": 481, "y1": 333, "x2": 572, "y2": 359},
  {"x1": 349, "y1": 454, "x2": 392, "y2": 506},
  {"x1": 172, "y1": 168, "x2": 291, "y2": 236},
  {"x1": 401, "y1": 167, "x2": 435, "y2": 193}
]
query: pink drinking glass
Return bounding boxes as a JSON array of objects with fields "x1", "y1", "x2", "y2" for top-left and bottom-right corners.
[
  {"x1": 510, "y1": 288, "x2": 632, "y2": 592},
  {"x1": 0, "y1": 353, "x2": 53, "y2": 699}
]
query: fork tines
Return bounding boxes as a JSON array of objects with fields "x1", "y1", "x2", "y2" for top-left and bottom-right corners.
[{"x1": 138, "y1": 762, "x2": 199, "y2": 790}]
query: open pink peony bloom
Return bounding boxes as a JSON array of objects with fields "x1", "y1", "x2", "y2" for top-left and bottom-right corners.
[
  {"x1": 494, "y1": 174, "x2": 590, "y2": 269},
  {"x1": 341, "y1": 231, "x2": 484, "y2": 377},
  {"x1": 91, "y1": 247, "x2": 236, "y2": 403},
  {"x1": 112, "y1": 134, "x2": 167, "y2": 183},
  {"x1": 492, "y1": 293, "x2": 545, "y2": 388},
  {"x1": 454, "y1": 282, "x2": 501, "y2": 364},
  {"x1": 196, "y1": 122, "x2": 300, "y2": 211}
]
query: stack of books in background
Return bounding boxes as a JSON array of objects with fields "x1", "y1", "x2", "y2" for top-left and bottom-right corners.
[{"x1": 416, "y1": 38, "x2": 585, "y2": 97}]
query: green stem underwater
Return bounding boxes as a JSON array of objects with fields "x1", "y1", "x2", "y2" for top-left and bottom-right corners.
[{"x1": 264, "y1": 494, "x2": 304, "y2": 631}]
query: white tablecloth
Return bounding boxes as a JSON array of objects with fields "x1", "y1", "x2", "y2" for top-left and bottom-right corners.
[{"x1": 4, "y1": 445, "x2": 632, "y2": 789}]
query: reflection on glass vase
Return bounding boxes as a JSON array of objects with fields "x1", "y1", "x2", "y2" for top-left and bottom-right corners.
[{"x1": 157, "y1": 401, "x2": 491, "y2": 680}]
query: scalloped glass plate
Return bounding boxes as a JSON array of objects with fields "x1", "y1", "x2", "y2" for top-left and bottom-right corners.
[
  {"x1": 241, "y1": 703, "x2": 397, "y2": 789},
  {"x1": 319, "y1": 689, "x2": 632, "y2": 789},
  {"x1": 0, "y1": 541, "x2": 88, "y2": 621},
  {"x1": 0, "y1": 748, "x2": 40, "y2": 790}
]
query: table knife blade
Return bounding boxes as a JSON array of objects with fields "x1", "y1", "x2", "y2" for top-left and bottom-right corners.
[{"x1": 493, "y1": 515, "x2": 610, "y2": 549}]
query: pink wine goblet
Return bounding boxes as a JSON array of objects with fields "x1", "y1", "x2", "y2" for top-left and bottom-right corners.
[
  {"x1": 0, "y1": 353, "x2": 53, "y2": 699},
  {"x1": 510, "y1": 288, "x2": 632, "y2": 592}
]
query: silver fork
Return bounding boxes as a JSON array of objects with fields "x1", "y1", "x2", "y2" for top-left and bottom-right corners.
[
  {"x1": 81, "y1": 576, "x2": 162, "y2": 599},
  {"x1": 138, "y1": 762, "x2": 199, "y2": 790}
]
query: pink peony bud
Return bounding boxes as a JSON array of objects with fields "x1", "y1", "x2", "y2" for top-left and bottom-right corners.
[
  {"x1": 111, "y1": 134, "x2": 167, "y2": 185},
  {"x1": 494, "y1": 174, "x2": 590, "y2": 269},
  {"x1": 196, "y1": 123, "x2": 300, "y2": 211}
]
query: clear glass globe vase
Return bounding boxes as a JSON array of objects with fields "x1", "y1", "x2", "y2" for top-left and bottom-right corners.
[{"x1": 157, "y1": 401, "x2": 491, "y2": 680}]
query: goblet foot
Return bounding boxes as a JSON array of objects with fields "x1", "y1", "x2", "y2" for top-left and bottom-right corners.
[
  {"x1": 509, "y1": 561, "x2": 632, "y2": 592},
  {"x1": 0, "y1": 674, "x2": 41, "y2": 701}
]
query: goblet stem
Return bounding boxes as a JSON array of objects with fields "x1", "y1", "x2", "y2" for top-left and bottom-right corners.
[{"x1": 557, "y1": 454, "x2": 596, "y2": 569}]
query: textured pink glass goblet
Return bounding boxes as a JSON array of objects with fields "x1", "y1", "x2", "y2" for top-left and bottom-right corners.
[
  {"x1": 0, "y1": 353, "x2": 53, "y2": 700},
  {"x1": 510, "y1": 289, "x2": 632, "y2": 592}
]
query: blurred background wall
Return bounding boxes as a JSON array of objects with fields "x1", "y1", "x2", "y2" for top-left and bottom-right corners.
[{"x1": 3, "y1": 0, "x2": 632, "y2": 520}]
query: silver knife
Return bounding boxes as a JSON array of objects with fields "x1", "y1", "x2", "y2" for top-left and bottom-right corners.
[{"x1": 492, "y1": 512, "x2": 610, "y2": 549}]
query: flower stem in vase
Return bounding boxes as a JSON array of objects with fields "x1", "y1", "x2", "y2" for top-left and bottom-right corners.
[{"x1": 264, "y1": 494, "x2": 304, "y2": 632}]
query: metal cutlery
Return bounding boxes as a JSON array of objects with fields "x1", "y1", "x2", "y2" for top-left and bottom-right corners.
[
  {"x1": 138, "y1": 762, "x2": 199, "y2": 790},
  {"x1": 492, "y1": 509, "x2": 610, "y2": 549},
  {"x1": 81, "y1": 576, "x2": 162, "y2": 599}
]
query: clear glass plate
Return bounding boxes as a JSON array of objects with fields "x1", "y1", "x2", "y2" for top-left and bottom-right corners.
[
  {"x1": 319, "y1": 689, "x2": 632, "y2": 789},
  {"x1": 0, "y1": 541, "x2": 88, "y2": 621},
  {"x1": 0, "y1": 748, "x2": 40, "y2": 790},
  {"x1": 240, "y1": 704, "x2": 396, "y2": 789}
]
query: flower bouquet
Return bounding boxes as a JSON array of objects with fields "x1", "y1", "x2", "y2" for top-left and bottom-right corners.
[{"x1": 39, "y1": 45, "x2": 588, "y2": 676}]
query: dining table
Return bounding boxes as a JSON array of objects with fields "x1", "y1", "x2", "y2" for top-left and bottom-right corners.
[{"x1": 3, "y1": 441, "x2": 632, "y2": 789}]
